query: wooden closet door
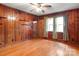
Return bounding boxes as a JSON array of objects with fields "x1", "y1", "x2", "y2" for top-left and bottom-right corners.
[
  {"x1": 20, "y1": 24, "x2": 29, "y2": 40},
  {"x1": 32, "y1": 22, "x2": 37, "y2": 38},
  {"x1": 21, "y1": 25, "x2": 26, "y2": 40},
  {"x1": 20, "y1": 22, "x2": 32, "y2": 40}
]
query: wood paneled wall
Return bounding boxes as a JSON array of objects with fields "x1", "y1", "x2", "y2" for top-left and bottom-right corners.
[
  {"x1": 37, "y1": 16, "x2": 44, "y2": 38},
  {"x1": 0, "y1": 4, "x2": 37, "y2": 47},
  {"x1": 67, "y1": 9, "x2": 79, "y2": 42},
  {"x1": 37, "y1": 9, "x2": 79, "y2": 42}
]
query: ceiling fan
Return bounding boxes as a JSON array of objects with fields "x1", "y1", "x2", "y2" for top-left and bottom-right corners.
[{"x1": 30, "y1": 3, "x2": 52, "y2": 13}]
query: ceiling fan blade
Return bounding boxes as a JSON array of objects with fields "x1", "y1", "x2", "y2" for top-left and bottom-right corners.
[
  {"x1": 38, "y1": 3, "x2": 41, "y2": 7},
  {"x1": 30, "y1": 3, "x2": 34, "y2": 5},
  {"x1": 30, "y1": 3, "x2": 42, "y2": 7},
  {"x1": 43, "y1": 5, "x2": 52, "y2": 7}
]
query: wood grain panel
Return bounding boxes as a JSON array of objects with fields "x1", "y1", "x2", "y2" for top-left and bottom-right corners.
[
  {"x1": 37, "y1": 16, "x2": 44, "y2": 38},
  {"x1": 0, "y1": 4, "x2": 37, "y2": 47},
  {"x1": 67, "y1": 9, "x2": 79, "y2": 42}
]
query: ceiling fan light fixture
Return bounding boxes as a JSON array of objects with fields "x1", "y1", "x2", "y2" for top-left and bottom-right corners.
[
  {"x1": 30, "y1": 3, "x2": 52, "y2": 13},
  {"x1": 36, "y1": 8, "x2": 42, "y2": 12}
]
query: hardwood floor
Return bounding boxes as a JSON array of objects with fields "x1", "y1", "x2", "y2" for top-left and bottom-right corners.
[{"x1": 0, "y1": 39, "x2": 79, "y2": 56}]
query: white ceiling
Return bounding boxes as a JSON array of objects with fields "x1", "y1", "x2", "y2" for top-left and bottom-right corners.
[{"x1": 2, "y1": 3, "x2": 79, "y2": 16}]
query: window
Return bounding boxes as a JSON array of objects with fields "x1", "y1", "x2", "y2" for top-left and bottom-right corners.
[
  {"x1": 55, "y1": 16, "x2": 64, "y2": 32},
  {"x1": 45, "y1": 16, "x2": 66, "y2": 39},
  {"x1": 46, "y1": 16, "x2": 64, "y2": 32},
  {"x1": 46, "y1": 18, "x2": 54, "y2": 32}
]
